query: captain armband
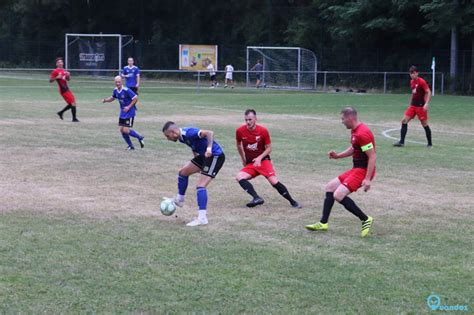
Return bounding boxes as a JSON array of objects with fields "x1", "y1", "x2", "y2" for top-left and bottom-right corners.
[{"x1": 361, "y1": 143, "x2": 374, "y2": 152}]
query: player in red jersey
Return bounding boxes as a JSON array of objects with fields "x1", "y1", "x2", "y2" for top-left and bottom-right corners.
[
  {"x1": 306, "y1": 107, "x2": 375, "y2": 237},
  {"x1": 235, "y1": 109, "x2": 301, "y2": 208},
  {"x1": 49, "y1": 57, "x2": 79, "y2": 122},
  {"x1": 393, "y1": 65, "x2": 432, "y2": 147}
]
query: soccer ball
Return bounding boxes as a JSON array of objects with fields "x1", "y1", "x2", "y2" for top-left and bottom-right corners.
[{"x1": 160, "y1": 198, "x2": 176, "y2": 216}]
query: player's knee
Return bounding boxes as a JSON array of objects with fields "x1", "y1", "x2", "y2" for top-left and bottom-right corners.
[{"x1": 333, "y1": 191, "x2": 345, "y2": 202}]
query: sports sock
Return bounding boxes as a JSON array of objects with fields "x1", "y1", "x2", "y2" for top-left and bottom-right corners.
[
  {"x1": 339, "y1": 196, "x2": 368, "y2": 221},
  {"x1": 320, "y1": 192, "x2": 335, "y2": 224},
  {"x1": 129, "y1": 129, "x2": 143, "y2": 139},
  {"x1": 198, "y1": 210, "x2": 207, "y2": 220},
  {"x1": 178, "y1": 175, "x2": 189, "y2": 196},
  {"x1": 59, "y1": 104, "x2": 72, "y2": 114},
  {"x1": 424, "y1": 125, "x2": 432, "y2": 146},
  {"x1": 238, "y1": 179, "x2": 259, "y2": 199},
  {"x1": 196, "y1": 187, "x2": 207, "y2": 210},
  {"x1": 272, "y1": 182, "x2": 296, "y2": 204},
  {"x1": 71, "y1": 106, "x2": 77, "y2": 120},
  {"x1": 400, "y1": 123, "x2": 408, "y2": 144},
  {"x1": 121, "y1": 132, "x2": 133, "y2": 148}
]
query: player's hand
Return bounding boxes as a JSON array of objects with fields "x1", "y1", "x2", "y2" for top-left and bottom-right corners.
[
  {"x1": 328, "y1": 151, "x2": 338, "y2": 159},
  {"x1": 252, "y1": 157, "x2": 262, "y2": 167},
  {"x1": 205, "y1": 147, "x2": 212, "y2": 158},
  {"x1": 56, "y1": 74, "x2": 62, "y2": 79},
  {"x1": 362, "y1": 179, "x2": 371, "y2": 192},
  {"x1": 123, "y1": 106, "x2": 130, "y2": 113},
  {"x1": 242, "y1": 160, "x2": 247, "y2": 167},
  {"x1": 423, "y1": 104, "x2": 429, "y2": 112}
]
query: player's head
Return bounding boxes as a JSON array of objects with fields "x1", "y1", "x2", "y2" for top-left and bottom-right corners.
[
  {"x1": 114, "y1": 76, "x2": 123, "y2": 89},
  {"x1": 340, "y1": 107, "x2": 358, "y2": 129},
  {"x1": 162, "y1": 121, "x2": 180, "y2": 142},
  {"x1": 244, "y1": 109, "x2": 257, "y2": 130},
  {"x1": 409, "y1": 65, "x2": 419, "y2": 80},
  {"x1": 128, "y1": 57, "x2": 134, "y2": 66},
  {"x1": 55, "y1": 57, "x2": 64, "y2": 68},
  {"x1": 257, "y1": 59, "x2": 261, "y2": 64}
]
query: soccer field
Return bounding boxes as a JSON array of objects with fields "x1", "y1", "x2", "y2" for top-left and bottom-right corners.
[{"x1": 0, "y1": 76, "x2": 473, "y2": 313}]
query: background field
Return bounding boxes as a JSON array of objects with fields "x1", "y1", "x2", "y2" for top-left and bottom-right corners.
[{"x1": 0, "y1": 76, "x2": 473, "y2": 313}]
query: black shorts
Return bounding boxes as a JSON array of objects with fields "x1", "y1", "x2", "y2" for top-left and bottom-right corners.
[
  {"x1": 191, "y1": 153, "x2": 225, "y2": 178},
  {"x1": 119, "y1": 117, "x2": 134, "y2": 127},
  {"x1": 256, "y1": 74, "x2": 261, "y2": 80},
  {"x1": 129, "y1": 87, "x2": 139, "y2": 95},
  {"x1": 210, "y1": 75, "x2": 216, "y2": 81}
]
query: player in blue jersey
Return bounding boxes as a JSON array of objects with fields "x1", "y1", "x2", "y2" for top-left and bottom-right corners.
[
  {"x1": 121, "y1": 57, "x2": 141, "y2": 94},
  {"x1": 162, "y1": 121, "x2": 226, "y2": 227},
  {"x1": 102, "y1": 76, "x2": 144, "y2": 150}
]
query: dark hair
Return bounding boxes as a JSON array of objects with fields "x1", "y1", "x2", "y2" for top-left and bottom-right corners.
[
  {"x1": 341, "y1": 106, "x2": 357, "y2": 117},
  {"x1": 245, "y1": 109, "x2": 257, "y2": 116},
  {"x1": 162, "y1": 121, "x2": 176, "y2": 132},
  {"x1": 55, "y1": 57, "x2": 64, "y2": 62},
  {"x1": 409, "y1": 65, "x2": 418, "y2": 73}
]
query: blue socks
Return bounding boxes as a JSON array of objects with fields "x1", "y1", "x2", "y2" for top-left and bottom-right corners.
[
  {"x1": 178, "y1": 175, "x2": 189, "y2": 195},
  {"x1": 121, "y1": 132, "x2": 133, "y2": 147},
  {"x1": 196, "y1": 187, "x2": 207, "y2": 210},
  {"x1": 129, "y1": 129, "x2": 143, "y2": 140}
]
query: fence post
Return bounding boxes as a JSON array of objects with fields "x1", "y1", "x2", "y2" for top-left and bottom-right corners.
[
  {"x1": 197, "y1": 70, "x2": 201, "y2": 94},
  {"x1": 323, "y1": 71, "x2": 327, "y2": 92},
  {"x1": 441, "y1": 72, "x2": 444, "y2": 95},
  {"x1": 383, "y1": 72, "x2": 387, "y2": 94}
]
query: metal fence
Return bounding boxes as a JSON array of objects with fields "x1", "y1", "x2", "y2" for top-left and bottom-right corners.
[{"x1": 0, "y1": 68, "x2": 445, "y2": 95}]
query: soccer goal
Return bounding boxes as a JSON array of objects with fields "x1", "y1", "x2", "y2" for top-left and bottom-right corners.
[
  {"x1": 65, "y1": 33, "x2": 133, "y2": 73},
  {"x1": 246, "y1": 46, "x2": 317, "y2": 89}
]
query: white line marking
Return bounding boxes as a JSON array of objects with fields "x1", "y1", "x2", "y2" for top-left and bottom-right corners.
[{"x1": 381, "y1": 128, "x2": 427, "y2": 145}]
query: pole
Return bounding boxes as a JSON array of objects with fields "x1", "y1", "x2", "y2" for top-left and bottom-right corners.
[
  {"x1": 118, "y1": 35, "x2": 123, "y2": 74},
  {"x1": 323, "y1": 71, "x2": 327, "y2": 92},
  {"x1": 65, "y1": 34, "x2": 68, "y2": 69},
  {"x1": 431, "y1": 57, "x2": 436, "y2": 96},
  {"x1": 297, "y1": 48, "x2": 301, "y2": 89},
  {"x1": 246, "y1": 48, "x2": 249, "y2": 88},
  {"x1": 383, "y1": 72, "x2": 387, "y2": 94}
]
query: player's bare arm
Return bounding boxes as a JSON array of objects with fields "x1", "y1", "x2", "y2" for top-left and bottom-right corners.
[
  {"x1": 362, "y1": 148, "x2": 376, "y2": 192},
  {"x1": 236, "y1": 140, "x2": 247, "y2": 166},
  {"x1": 423, "y1": 88, "x2": 432, "y2": 112},
  {"x1": 329, "y1": 146, "x2": 354, "y2": 159},
  {"x1": 136, "y1": 74, "x2": 140, "y2": 88},
  {"x1": 253, "y1": 143, "x2": 272, "y2": 167},
  {"x1": 123, "y1": 96, "x2": 138, "y2": 113},
  {"x1": 199, "y1": 130, "x2": 214, "y2": 157},
  {"x1": 102, "y1": 97, "x2": 115, "y2": 103}
]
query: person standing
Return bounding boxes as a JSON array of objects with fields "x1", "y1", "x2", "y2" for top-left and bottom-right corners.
[
  {"x1": 250, "y1": 60, "x2": 263, "y2": 88},
  {"x1": 224, "y1": 63, "x2": 234, "y2": 88},
  {"x1": 121, "y1": 57, "x2": 141, "y2": 94},
  {"x1": 393, "y1": 66, "x2": 432, "y2": 147},
  {"x1": 207, "y1": 59, "x2": 218, "y2": 88},
  {"x1": 49, "y1": 57, "x2": 79, "y2": 122},
  {"x1": 162, "y1": 121, "x2": 225, "y2": 226},
  {"x1": 102, "y1": 76, "x2": 144, "y2": 150},
  {"x1": 235, "y1": 109, "x2": 301, "y2": 208},
  {"x1": 305, "y1": 107, "x2": 375, "y2": 238}
]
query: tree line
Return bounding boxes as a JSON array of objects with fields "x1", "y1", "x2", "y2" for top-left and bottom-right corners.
[{"x1": 0, "y1": 0, "x2": 472, "y2": 92}]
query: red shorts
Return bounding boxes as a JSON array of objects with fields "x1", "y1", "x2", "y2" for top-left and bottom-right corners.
[
  {"x1": 338, "y1": 168, "x2": 375, "y2": 192},
  {"x1": 405, "y1": 105, "x2": 427, "y2": 121},
  {"x1": 241, "y1": 159, "x2": 276, "y2": 178},
  {"x1": 61, "y1": 91, "x2": 76, "y2": 104}
]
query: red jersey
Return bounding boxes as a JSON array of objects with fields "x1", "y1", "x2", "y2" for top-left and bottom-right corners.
[
  {"x1": 351, "y1": 123, "x2": 376, "y2": 169},
  {"x1": 236, "y1": 124, "x2": 271, "y2": 165},
  {"x1": 50, "y1": 68, "x2": 70, "y2": 94},
  {"x1": 410, "y1": 77, "x2": 429, "y2": 106}
]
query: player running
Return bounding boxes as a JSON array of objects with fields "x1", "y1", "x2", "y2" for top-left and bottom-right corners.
[
  {"x1": 235, "y1": 109, "x2": 301, "y2": 208},
  {"x1": 305, "y1": 107, "x2": 375, "y2": 237},
  {"x1": 121, "y1": 57, "x2": 141, "y2": 94},
  {"x1": 102, "y1": 76, "x2": 144, "y2": 151},
  {"x1": 393, "y1": 65, "x2": 433, "y2": 147},
  {"x1": 162, "y1": 122, "x2": 225, "y2": 226},
  {"x1": 49, "y1": 57, "x2": 79, "y2": 122}
]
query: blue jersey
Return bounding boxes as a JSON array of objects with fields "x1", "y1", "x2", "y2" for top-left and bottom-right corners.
[
  {"x1": 112, "y1": 87, "x2": 137, "y2": 119},
  {"x1": 179, "y1": 127, "x2": 224, "y2": 156},
  {"x1": 122, "y1": 66, "x2": 140, "y2": 88}
]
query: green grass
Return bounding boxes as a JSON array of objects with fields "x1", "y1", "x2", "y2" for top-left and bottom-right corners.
[{"x1": 0, "y1": 75, "x2": 473, "y2": 313}]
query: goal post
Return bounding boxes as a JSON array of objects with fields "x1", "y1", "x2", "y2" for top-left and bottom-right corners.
[
  {"x1": 246, "y1": 46, "x2": 317, "y2": 89},
  {"x1": 65, "y1": 33, "x2": 133, "y2": 72}
]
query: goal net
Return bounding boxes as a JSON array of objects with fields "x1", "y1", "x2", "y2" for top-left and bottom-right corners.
[
  {"x1": 246, "y1": 46, "x2": 317, "y2": 89},
  {"x1": 65, "y1": 33, "x2": 133, "y2": 73}
]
